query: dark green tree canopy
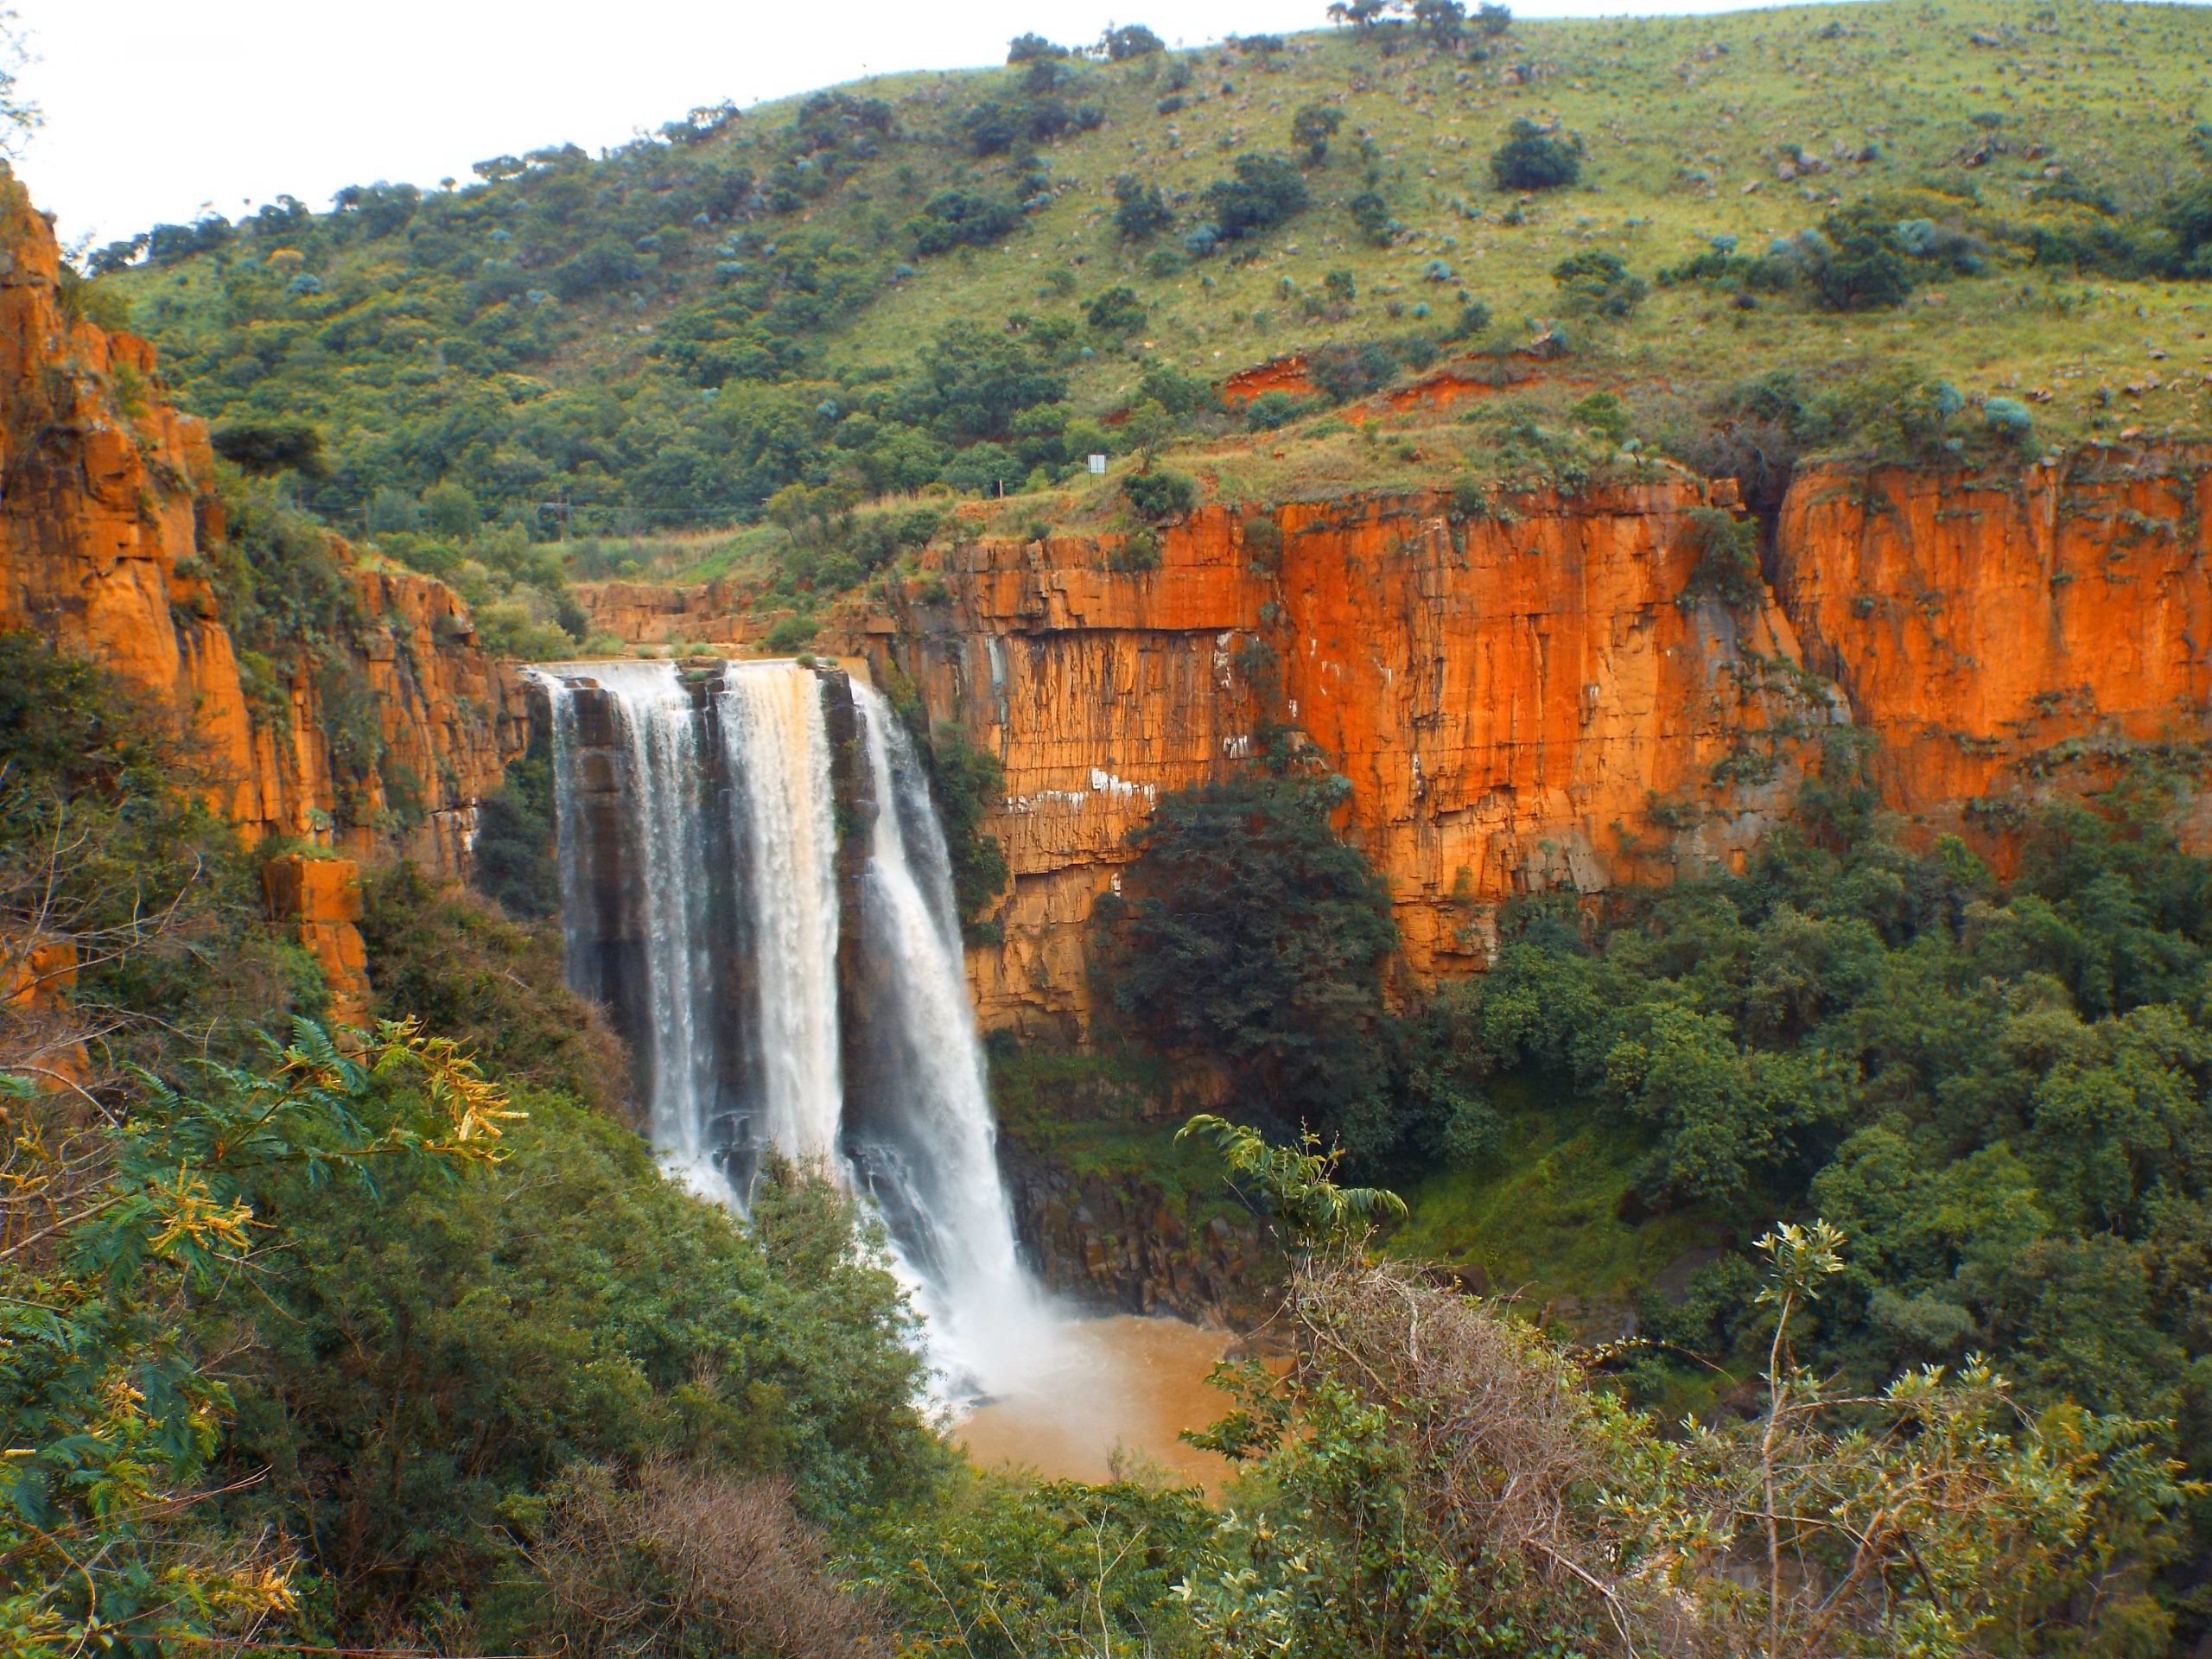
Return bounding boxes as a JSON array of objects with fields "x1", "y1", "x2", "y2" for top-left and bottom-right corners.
[
  {"x1": 1099, "y1": 765, "x2": 1398, "y2": 1123},
  {"x1": 1491, "y1": 118, "x2": 1583, "y2": 190}
]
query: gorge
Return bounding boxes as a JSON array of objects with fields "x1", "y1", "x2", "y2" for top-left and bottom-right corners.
[{"x1": 13, "y1": 0, "x2": 2212, "y2": 1640}]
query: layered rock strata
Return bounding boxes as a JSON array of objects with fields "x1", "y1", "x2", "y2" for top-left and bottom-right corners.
[
  {"x1": 1774, "y1": 452, "x2": 2212, "y2": 811},
  {"x1": 874, "y1": 451, "x2": 2212, "y2": 1035},
  {"x1": 873, "y1": 484, "x2": 1836, "y2": 1033}
]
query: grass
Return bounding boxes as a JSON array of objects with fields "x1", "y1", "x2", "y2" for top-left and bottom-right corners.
[
  {"x1": 109, "y1": 0, "x2": 2212, "y2": 518},
  {"x1": 1387, "y1": 1075, "x2": 1724, "y2": 1325},
  {"x1": 795, "y1": 0, "x2": 2212, "y2": 449}
]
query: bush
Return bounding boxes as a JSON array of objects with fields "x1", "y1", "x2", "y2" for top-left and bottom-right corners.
[
  {"x1": 1085, "y1": 283, "x2": 1147, "y2": 334},
  {"x1": 1551, "y1": 250, "x2": 1646, "y2": 318},
  {"x1": 1445, "y1": 297, "x2": 1493, "y2": 339},
  {"x1": 764, "y1": 613, "x2": 819, "y2": 652},
  {"x1": 1680, "y1": 505, "x2": 1763, "y2": 607},
  {"x1": 922, "y1": 723, "x2": 1011, "y2": 938},
  {"x1": 1292, "y1": 104, "x2": 1344, "y2": 163},
  {"x1": 1309, "y1": 339, "x2": 1403, "y2": 403},
  {"x1": 1984, "y1": 395, "x2": 2036, "y2": 448},
  {"x1": 1111, "y1": 175, "x2": 1175, "y2": 241},
  {"x1": 906, "y1": 190, "x2": 1020, "y2": 255},
  {"x1": 550, "y1": 234, "x2": 646, "y2": 299},
  {"x1": 1490, "y1": 118, "x2": 1582, "y2": 191},
  {"x1": 1348, "y1": 188, "x2": 1397, "y2": 245},
  {"x1": 1204, "y1": 154, "x2": 1310, "y2": 240},
  {"x1": 471, "y1": 735, "x2": 561, "y2": 922},
  {"x1": 362, "y1": 862, "x2": 627, "y2": 1114},
  {"x1": 1122, "y1": 467, "x2": 1198, "y2": 521}
]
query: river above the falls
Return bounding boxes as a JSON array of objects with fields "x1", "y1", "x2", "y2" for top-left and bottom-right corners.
[{"x1": 955, "y1": 1313, "x2": 1237, "y2": 1491}]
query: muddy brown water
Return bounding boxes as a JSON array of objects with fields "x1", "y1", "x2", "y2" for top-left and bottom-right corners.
[{"x1": 957, "y1": 1315, "x2": 1237, "y2": 1491}]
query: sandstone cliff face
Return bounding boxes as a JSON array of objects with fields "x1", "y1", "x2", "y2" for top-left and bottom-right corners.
[
  {"x1": 874, "y1": 483, "x2": 1837, "y2": 1033},
  {"x1": 0, "y1": 174, "x2": 526, "y2": 1021},
  {"x1": 1772, "y1": 450, "x2": 2212, "y2": 814},
  {"x1": 876, "y1": 449, "x2": 2212, "y2": 1035},
  {"x1": 0, "y1": 176, "x2": 523, "y2": 873}
]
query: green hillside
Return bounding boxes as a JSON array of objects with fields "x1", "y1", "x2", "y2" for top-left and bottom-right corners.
[{"x1": 82, "y1": 0, "x2": 2212, "y2": 643}]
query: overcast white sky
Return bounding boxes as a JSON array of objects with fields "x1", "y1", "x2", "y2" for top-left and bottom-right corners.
[{"x1": 19, "y1": 0, "x2": 1820, "y2": 249}]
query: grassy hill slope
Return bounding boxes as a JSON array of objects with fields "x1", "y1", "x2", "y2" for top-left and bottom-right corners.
[{"x1": 81, "y1": 0, "x2": 2212, "y2": 627}]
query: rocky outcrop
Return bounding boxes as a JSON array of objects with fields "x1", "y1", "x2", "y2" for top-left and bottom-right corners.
[
  {"x1": 874, "y1": 449, "x2": 2212, "y2": 1035},
  {"x1": 0, "y1": 169, "x2": 528, "y2": 1022},
  {"x1": 0, "y1": 173, "x2": 524, "y2": 875},
  {"x1": 262, "y1": 855, "x2": 371, "y2": 1028},
  {"x1": 572, "y1": 577, "x2": 821, "y2": 650},
  {"x1": 1004, "y1": 1150, "x2": 1274, "y2": 1325},
  {"x1": 874, "y1": 483, "x2": 1834, "y2": 1033},
  {"x1": 1772, "y1": 451, "x2": 2212, "y2": 816}
]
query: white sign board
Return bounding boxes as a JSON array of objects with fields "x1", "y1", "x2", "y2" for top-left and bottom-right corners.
[{"x1": 1088, "y1": 454, "x2": 1108, "y2": 474}]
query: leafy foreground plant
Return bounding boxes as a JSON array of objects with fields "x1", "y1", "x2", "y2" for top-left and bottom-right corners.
[
  {"x1": 0, "y1": 1020, "x2": 520, "y2": 1655},
  {"x1": 1168, "y1": 1117, "x2": 2192, "y2": 1659}
]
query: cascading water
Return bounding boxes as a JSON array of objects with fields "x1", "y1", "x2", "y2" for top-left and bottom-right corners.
[
  {"x1": 534, "y1": 658, "x2": 1051, "y2": 1397},
  {"x1": 841, "y1": 683, "x2": 1053, "y2": 1392}
]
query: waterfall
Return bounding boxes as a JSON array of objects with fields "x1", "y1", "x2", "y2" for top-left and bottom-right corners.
[
  {"x1": 842, "y1": 682, "x2": 1052, "y2": 1393},
  {"x1": 534, "y1": 658, "x2": 1049, "y2": 1397}
]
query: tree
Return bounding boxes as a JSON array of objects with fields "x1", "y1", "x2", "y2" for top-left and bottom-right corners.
[
  {"x1": 1409, "y1": 0, "x2": 1468, "y2": 48},
  {"x1": 211, "y1": 419, "x2": 327, "y2": 479},
  {"x1": 1099, "y1": 766, "x2": 1398, "y2": 1123},
  {"x1": 1111, "y1": 174, "x2": 1175, "y2": 241},
  {"x1": 1491, "y1": 117, "x2": 1582, "y2": 190},
  {"x1": 1, "y1": 1023, "x2": 524, "y2": 1654},
  {"x1": 1006, "y1": 31, "x2": 1068, "y2": 62},
  {"x1": 1291, "y1": 103, "x2": 1344, "y2": 164},
  {"x1": 1478, "y1": 2, "x2": 1512, "y2": 34},
  {"x1": 0, "y1": 8, "x2": 38, "y2": 153},
  {"x1": 1085, "y1": 283, "x2": 1147, "y2": 334},
  {"x1": 1098, "y1": 22, "x2": 1165, "y2": 60},
  {"x1": 906, "y1": 324, "x2": 1066, "y2": 445},
  {"x1": 1203, "y1": 153, "x2": 1310, "y2": 240},
  {"x1": 1326, "y1": 0, "x2": 1389, "y2": 30}
]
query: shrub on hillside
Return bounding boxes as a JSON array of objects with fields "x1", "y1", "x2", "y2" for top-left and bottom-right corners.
[
  {"x1": 1110, "y1": 175, "x2": 1175, "y2": 242},
  {"x1": 1122, "y1": 467, "x2": 1198, "y2": 521},
  {"x1": 1490, "y1": 118, "x2": 1582, "y2": 191},
  {"x1": 1085, "y1": 283, "x2": 1147, "y2": 334},
  {"x1": 1348, "y1": 188, "x2": 1397, "y2": 245},
  {"x1": 1292, "y1": 103, "x2": 1344, "y2": 163},
  {"x1": 1552, "y1": 249, "x2": 1647, "y2": 317},
  {"x1": 905, "y1": 190, "x2": 1020, "y2": 255},
  {"x1": 1204, "y1": 153, "x2": 1310, "y2": 240}
]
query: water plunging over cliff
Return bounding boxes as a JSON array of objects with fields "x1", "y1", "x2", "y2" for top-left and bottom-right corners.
[{"x1": 534, "y1": 658, "x2": 1049, "y2": 1395}]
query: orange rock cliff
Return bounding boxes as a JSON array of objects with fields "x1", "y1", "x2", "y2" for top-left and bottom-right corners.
[
  {"x1": 0, "y1": 175, "x2": 525, "y2": 1019},
  {"x1": 859, "y1": 450, "x2": 2212, "y2": 1036}
]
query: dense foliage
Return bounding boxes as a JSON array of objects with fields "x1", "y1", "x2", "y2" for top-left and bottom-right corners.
[
  {"x1": 1096, "y1": 760, "x2": 1398, "y2": 1128},
  {"x1": 0, "y1": 635, "x2": 941, "y2": 1653}
]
